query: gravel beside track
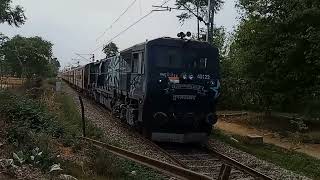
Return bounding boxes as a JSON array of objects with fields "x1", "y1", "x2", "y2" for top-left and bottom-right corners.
[
  {"x1": 208, "y1": 140, "x2": 311, "y2": 180},
  {"x1": 62, "y1": 82, "x2": 311, "y2": 180}
]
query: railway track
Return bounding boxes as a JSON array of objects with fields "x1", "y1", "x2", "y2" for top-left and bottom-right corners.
[
  {"x1": 65, "y1": 82, "x2": 308, "y2": 180},
  {"x1": 80, "y1": 95, "x2": 272, "y2": 180},
  {"x1": 155, "y1": 142, "x2": 273, "y2": 180}
]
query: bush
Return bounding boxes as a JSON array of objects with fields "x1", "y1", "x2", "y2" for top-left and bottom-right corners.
[{"x1": 219, "y1": 78, "x2": 320, "y2": 119}]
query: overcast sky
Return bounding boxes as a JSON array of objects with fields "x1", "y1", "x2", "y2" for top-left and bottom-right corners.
[{"x1": 0, "y1": 0, "x2": 239, "y2": 68}]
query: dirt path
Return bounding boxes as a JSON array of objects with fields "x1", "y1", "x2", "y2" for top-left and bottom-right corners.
[{"x1": 216, "y1": 120, "x2": 320, "y2": 159}]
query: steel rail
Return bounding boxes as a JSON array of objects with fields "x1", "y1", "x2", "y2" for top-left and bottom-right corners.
[
  {"x1": 90, "y1": 102, "x2": 189, "y2": 169},
  {"x1": 81, "y1": 137, "x2": 212, "y2": 180},
  {"x1": 139, "y1": 135, "x2": 190, "y2": 169},
  {"x1": 207, "y1": 146, "x2": 273, "y2": 180}
]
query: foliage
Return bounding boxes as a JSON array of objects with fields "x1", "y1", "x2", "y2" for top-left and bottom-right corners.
[
  {"x1": 2, "y1": 35, "x2": 60, "y2": 78},
  {"x1": 0, "y1": 87, "x2": 102, "y2": 171},
  {"x1": 0, "y1": 34, "x2": 8, "y2": 73},
  {"x1": 0, "y1": 33, "x2": 8, "y2": 47},
  {"x1": 221, "y1": 0, "x2": 320, "y2": 116},
  {"x1": 175, "y1": 0, "x2": 224, "y2": 23},
  {"x1": 0, "y1": 0, "x2": 26, "y2": 27},
  {"x1": 55, "y1": 93, "x2": 103, "y2": 143},
  {"x1": 103, "y1": 42, "x2": 118, "y2": 58},
  {"x1": 48, "y1": 58, "x2": 61, "y2": 77},
  {"x1": 212, "y1": 26, "x2": 227, "y2": 56},
  {"x1": 0, "y1": 91, "x2": 62, "y2": 145},
  {"x1": 91, "y1": 149, "x2": 123, "y2": 178},
  {"x1": 0, "y1": 91, "x2": 61, "y2": 169}
]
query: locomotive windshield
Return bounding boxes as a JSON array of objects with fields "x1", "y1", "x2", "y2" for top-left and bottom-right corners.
[{"x1": 153, "y1": 46, "x2": 215, "y2": 70}]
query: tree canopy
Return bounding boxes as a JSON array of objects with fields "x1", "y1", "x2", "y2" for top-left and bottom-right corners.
[
  {"x1": 103, "y1": 42, "x2": 119, "y2": 58},
  {"x1": 0, "y1": 0, "x2": 26, "y2": 27},
  {"x1": 2, "y1": 36, "x2": 60, "y2": 78},
  {"x1": 175, "y1": 0, "x2": 224, "y2": 23},
  {"x1": 221, "y1": 0, "x2": 320, "y2": 116}
]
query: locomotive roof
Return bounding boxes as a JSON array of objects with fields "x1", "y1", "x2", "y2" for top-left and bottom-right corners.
[
  {"x1": 120, "y1": 37, "x2": 214, "y2": 55},
  {"x1": 83, "y1": 37, "x2": 217, "y2": 68}
]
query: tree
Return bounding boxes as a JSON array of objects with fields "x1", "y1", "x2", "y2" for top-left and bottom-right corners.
[
  {"x1": 224, "y1": 0, "x2": 320, "y2": 115},
  {"x1": 0, "y1": 33, "x2": 8, "y2": 46},
  {"x1": 103, "y1": 42, "x2": 119, "y2": 58},
  {"x1": 47, "y1": 57, "x2": 61, "y2": 77},
  {"x1": 0, "y1": 0, "x2": 26, "y2": 27},
  {"x1": 0, "y1": 34, "x2": 9, "y2": 75},
  {"x1": 175, "y1": 0, "x2": 224, "y2": 23},
  {"x1": 0, "y1": 33, "x2": 8, "y2": 57},
  {"x1": 2, "y1": 35, "x2": 58, "y2": 78}
]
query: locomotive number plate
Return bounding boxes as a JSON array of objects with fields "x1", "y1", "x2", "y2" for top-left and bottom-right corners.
[{"x1": 173, "y1": 95, "x2": 196, "y2": 101}]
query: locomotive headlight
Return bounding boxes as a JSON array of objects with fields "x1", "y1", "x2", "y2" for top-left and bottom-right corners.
[{"x1": 189, "y1": 74, "x2": 194, "y2": 80}]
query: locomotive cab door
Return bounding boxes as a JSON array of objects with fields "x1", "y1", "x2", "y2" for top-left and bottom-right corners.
[{"x1": 129, "y1": 51, "x2": 145, "y2": 99}]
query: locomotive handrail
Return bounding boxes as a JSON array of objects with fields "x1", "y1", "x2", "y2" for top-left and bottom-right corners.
[{"x1": 81, "y1": 137, "x2": 212, "y2": 180}]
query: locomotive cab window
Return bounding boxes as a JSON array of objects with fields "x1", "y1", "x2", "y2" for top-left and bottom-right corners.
[
  {"x1": 154, "y1": 46, "x2": 213, "y2": 70},
  {"x1": 132, "y1": 53, "x2": 139, "y2": 73},
  {"x1": 194, "y1": 58, "x2": 208, "y2": 69},
  {"x1": 132, "y1": 52, "x2": 144, "y2": 74}
]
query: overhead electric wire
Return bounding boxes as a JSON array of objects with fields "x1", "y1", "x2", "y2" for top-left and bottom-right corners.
[
  {"x1": 91, "y1": 0, "x2": 173, "y2": 54},
  {"x1": 96, "y1": 0, "x2": 138, "y2": 41},
  {"x1": 91, "y1": 11, "x2": 153, "y2": 53}
]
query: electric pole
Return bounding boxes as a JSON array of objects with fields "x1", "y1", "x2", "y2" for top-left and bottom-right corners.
[{"x1": 207, "y1": 0, "x2": 214, "y2": 44}]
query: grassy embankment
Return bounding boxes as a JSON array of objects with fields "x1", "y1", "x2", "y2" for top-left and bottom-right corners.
[
  {"x1": 212, "y1": 129, "x2": 320, "y2": 180},
  {"x1": 0, "y1": 78, "x2": 164, "y2": 180}
]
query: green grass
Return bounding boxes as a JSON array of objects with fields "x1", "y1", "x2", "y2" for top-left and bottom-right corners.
[
  {"x1": 119, "y1": 159, "x2": 165, "y2": 180},
  {"x1": 211, "y1": 130, "x2": 320, "y2": 180},
  {"x1": 86, "y1": 148, "x2": 165, "y2": 180},
  {"x1": 55, "y1": 93, "x2": 103, "y2": 142}
]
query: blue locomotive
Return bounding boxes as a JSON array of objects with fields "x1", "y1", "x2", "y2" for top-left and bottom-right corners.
[{"x1": 62, "y1": 37, "x2": 220, "y2": 143}]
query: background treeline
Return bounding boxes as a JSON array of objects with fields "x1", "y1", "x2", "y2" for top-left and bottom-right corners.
[
  {"x1": 217, "y1": 0, "x2": 320, "y2": 117},
  {"x1": 0, "y1": 0, "x2": 60, "y2": 79},
  {"x1": 0, "y1": 34, "x2": 60, "y2": 78}
]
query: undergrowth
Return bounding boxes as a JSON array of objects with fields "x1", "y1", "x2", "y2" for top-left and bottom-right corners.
[
  {"x1": 0, "y1": 80, "x2": 164, "y2": 179},
  {"x1": 0, "y1": 91, "x2": 61, "y2": 170}
]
